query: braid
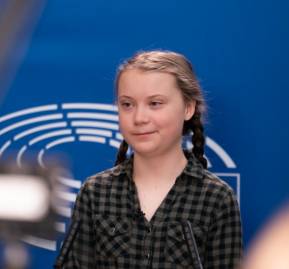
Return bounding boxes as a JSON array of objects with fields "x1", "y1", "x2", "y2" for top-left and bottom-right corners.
[
  {"x1": 184, "y1": 111, "x2": 207, "y2": 169},
  {"x1": 115, "y1": 140, "x2": 128, "y2": 166}
]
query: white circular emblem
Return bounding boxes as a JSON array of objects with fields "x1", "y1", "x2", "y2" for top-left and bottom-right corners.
[{"x1": 0, "y1": 102, "x2": 240, "y2": 250}]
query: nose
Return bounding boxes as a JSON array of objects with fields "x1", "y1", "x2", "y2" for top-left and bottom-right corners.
[{"x1": 133, "y1": 105, "x2": 149, "y2": 125}]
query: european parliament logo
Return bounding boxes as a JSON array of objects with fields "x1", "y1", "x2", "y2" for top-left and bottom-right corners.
[{"x1": 0, "y1": 103, "x2": 240, "y2": 251}]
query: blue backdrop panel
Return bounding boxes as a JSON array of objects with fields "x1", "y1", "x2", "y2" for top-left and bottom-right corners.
[{"x1": 0, "y1": 1, "x2": 289, "y2": 268}]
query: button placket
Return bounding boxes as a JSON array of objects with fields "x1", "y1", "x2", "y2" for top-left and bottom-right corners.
[
  {"x1": 147, "y1": 252, "x2": 150, "y2": 259},
  {"x1": 147, "y1": 224, "x2": 152, "y2": 234},
  {"x1": 142, "y1": 222, "x2": 153, "y2": 263}
]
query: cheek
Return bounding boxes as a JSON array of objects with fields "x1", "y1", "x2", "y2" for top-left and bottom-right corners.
[
  {"x1": 157, "y1": 115, "x2": 184, "y2": 136},
  {"x1": 118, "y1": 113, "x2": 130, "y2": 133},
  {"x1": 163, "y1": 112, "x2": 186, "y2": 134},
  {"x1": 158, "y1": 108, "x2": 186, "y2": 126}
]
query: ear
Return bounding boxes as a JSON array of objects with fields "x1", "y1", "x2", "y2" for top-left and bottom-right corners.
[{"x1": 184, "y1": 100, "x2": 196, "y2": 120}]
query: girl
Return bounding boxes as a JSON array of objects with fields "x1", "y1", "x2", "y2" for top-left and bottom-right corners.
[{"x1": 55, "y1": 50, "x2": 242, "y2": 268}]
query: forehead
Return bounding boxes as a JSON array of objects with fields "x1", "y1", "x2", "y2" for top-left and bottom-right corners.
[{"x1": 118, "y1": 69, "x2": 179, "y2": 96}]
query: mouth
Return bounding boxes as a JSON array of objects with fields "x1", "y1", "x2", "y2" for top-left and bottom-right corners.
[{"x1": 133, "y1": 131, "x2": 156, "y2": 136}]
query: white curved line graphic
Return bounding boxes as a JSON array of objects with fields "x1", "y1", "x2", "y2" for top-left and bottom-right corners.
[
  {"x1": 0, "y1": 140, "x2": 11, "y2": 156},
  {"x1": 22, "y1": 236, "x2": 56, "y2": 251},
  {"x1": 206, "y1": 136, "x2": 236, "y2": 168},
  {"x1": 115, "y1": 132, "x2": 123, "y2": 140},
  {"x1": 204, "y1": 154, "x2": 212, "y2": 168},
  {"x1": 57, "y1": 176, "x2": 81, "y2": 189},
  {"x1": 78, "y1": 136, "x2": 106, "y2": 144},
  {"x1": 56, "y1": 206, "x2": 72, "y2": 217},
  {"x1": 45, "y1": 136, "x2": 75, "y2": 150},
  {"x1": 55, "y1": 222, "x2": 66, "y2": 233},
  {"x1": 28, "y1": 129, "x2": 72, "y2": 146},
  {"x1": 75, "y1": 128, "x2": 112, "y2": 137},
  {"x1": 71, "y1": 120, "x2": 119, "y2": 130},
  {"x1": 109, "y1": 139, "x2": 121, "y2": 148},
  {"x1": 67, "y1": 112, "x2": 118, "y2": 122},
  {"x1": 62, "y1": 103, "x2": 118, "y2": 111},
  {"x1": 38, "y1": 149, "x2": 45, "y2": 168},
  {"x1": 215, "y1": 173, "x2": 240, "y2": 203},
  {"x1": 185, "y1": 140, "x2": 212, "y2": 166},
  {"x1": 0, "y1": 114, "x2": 63, "y2": 136},
  {"x1": 56, "y1": 191, "x2": 77, "y2": 202},
  {"x1": 186, "y1": 136, "x2": 236, "y2": 168},
  {"x1": 14, "y1": 122, "x2": 67, "y2": 141},
  {"x1": 17, "y1": 145, "x2": 27, "y2": 167},
  {"x1": 0, "y1": 104, "x2": 58, "y2": 123}
]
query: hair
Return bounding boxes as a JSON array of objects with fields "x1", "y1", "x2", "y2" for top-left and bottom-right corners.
[{"x1": 114, "y1": 50, "x2": 207, "y2": 169}]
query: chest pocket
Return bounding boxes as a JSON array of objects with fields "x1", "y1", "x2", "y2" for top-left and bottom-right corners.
[
  {"x1": 94, "y1": 214, "x2": 131, "y2": 259},
  {"x1": 166, "y1": 221, "x2": 205, "y2": 268}
]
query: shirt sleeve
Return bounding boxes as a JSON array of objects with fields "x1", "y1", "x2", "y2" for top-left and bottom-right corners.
[
  {"x1": 205, "y1": 188, "x2": 243, "y2": 269},
  {"x1": 54, "y1": 182, "x2": 96, "y2": 269}
]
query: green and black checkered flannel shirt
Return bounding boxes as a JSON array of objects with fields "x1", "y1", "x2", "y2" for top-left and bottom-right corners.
[{"x1": 55, "y1": 151, "x2": 242, "y2": 268}]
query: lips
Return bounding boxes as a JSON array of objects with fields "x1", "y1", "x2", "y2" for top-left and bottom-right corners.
[{"x1": 133, "y1": 131, "x2": 156, "y2": 136}]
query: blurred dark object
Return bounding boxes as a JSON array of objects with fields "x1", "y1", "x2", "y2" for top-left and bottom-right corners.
[
  {"x1": 0, "y1": 0, "x2": 46, "y2": 104},
  {"x1": 0, "y1": 162, "x2": 61, "y2": 239},
  {"x1": 0, "y1": 160, "x2": 67, "y2": 269}
]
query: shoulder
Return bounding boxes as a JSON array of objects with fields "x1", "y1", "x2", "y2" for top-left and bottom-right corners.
[
  {"x1": 189, "y1": 168, "x2": 239, "y2": 212},
  {"x1": 184, "y1": 150, "x2": 237, "y2": 203},
  {"x1": 83, "y1": 163, "x2": 126, "y2": 189},
  {"x1": 201, "y1": 169, "x2": 240, "y2": 216},
  {"x1": 202, "y1": 169, "x2": 235, "y2": 197},
  {"x1": 72, "y1": 163, "x2": 128, "y2": 210}
]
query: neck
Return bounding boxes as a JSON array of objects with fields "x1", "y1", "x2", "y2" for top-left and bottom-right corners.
[{"x1": 133, "y1": 147, "x2": 187, "y2": 186}]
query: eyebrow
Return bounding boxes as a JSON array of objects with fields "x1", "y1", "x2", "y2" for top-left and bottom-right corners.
[{"x1": 118, "y1": 94, "x2": 168, "y2": 99}]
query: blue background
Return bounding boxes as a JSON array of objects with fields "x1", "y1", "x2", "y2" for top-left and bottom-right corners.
[{"x1": 1, "y1": 0, "x2": 289, "y2": 268}]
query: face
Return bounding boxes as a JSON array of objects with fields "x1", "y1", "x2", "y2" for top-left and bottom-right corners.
[{"x1": 117, "y1": 69, "x2": 195, "y2": 158}]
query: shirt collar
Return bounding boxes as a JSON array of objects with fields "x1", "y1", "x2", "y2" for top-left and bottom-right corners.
[
  {"x1": 182, "y1": 150, "x2": 204, "y2": 180},
  {"x1": 111, "y1": 157, "x2": 132, "y2": 177},
  {"x1": 112, "y1": 150, "x2": 204, "y2": 181}
]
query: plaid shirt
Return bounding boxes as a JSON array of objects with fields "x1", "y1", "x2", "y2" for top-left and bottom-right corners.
[{"x1": 55, "y1": 151, "x2": 242, "y2": 268}]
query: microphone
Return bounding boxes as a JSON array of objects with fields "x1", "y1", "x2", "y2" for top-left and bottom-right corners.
[{"x1": 181, "y1": 220, "x2": 203, "y2": 269}]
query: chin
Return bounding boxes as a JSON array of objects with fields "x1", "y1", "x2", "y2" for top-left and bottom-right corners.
[{"x1": 132, "y1": 146, "x2": 159, "y2": 156}]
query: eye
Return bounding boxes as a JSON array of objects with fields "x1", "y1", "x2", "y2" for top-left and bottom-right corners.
[
  {"x1": 119, "y1": 101, "x2": 133, "y2": 110},
  {"x1": 150, "y1": 101, "x2": 163, "y2": 108}
]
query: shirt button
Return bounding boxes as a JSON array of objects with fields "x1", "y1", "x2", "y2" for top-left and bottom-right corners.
[
  {"x1": 147, "y1": 252, "x2": 150, "y2": 259},
  {"x1": 110, "y1": 227, "x2": 116, "y2": 234}
]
